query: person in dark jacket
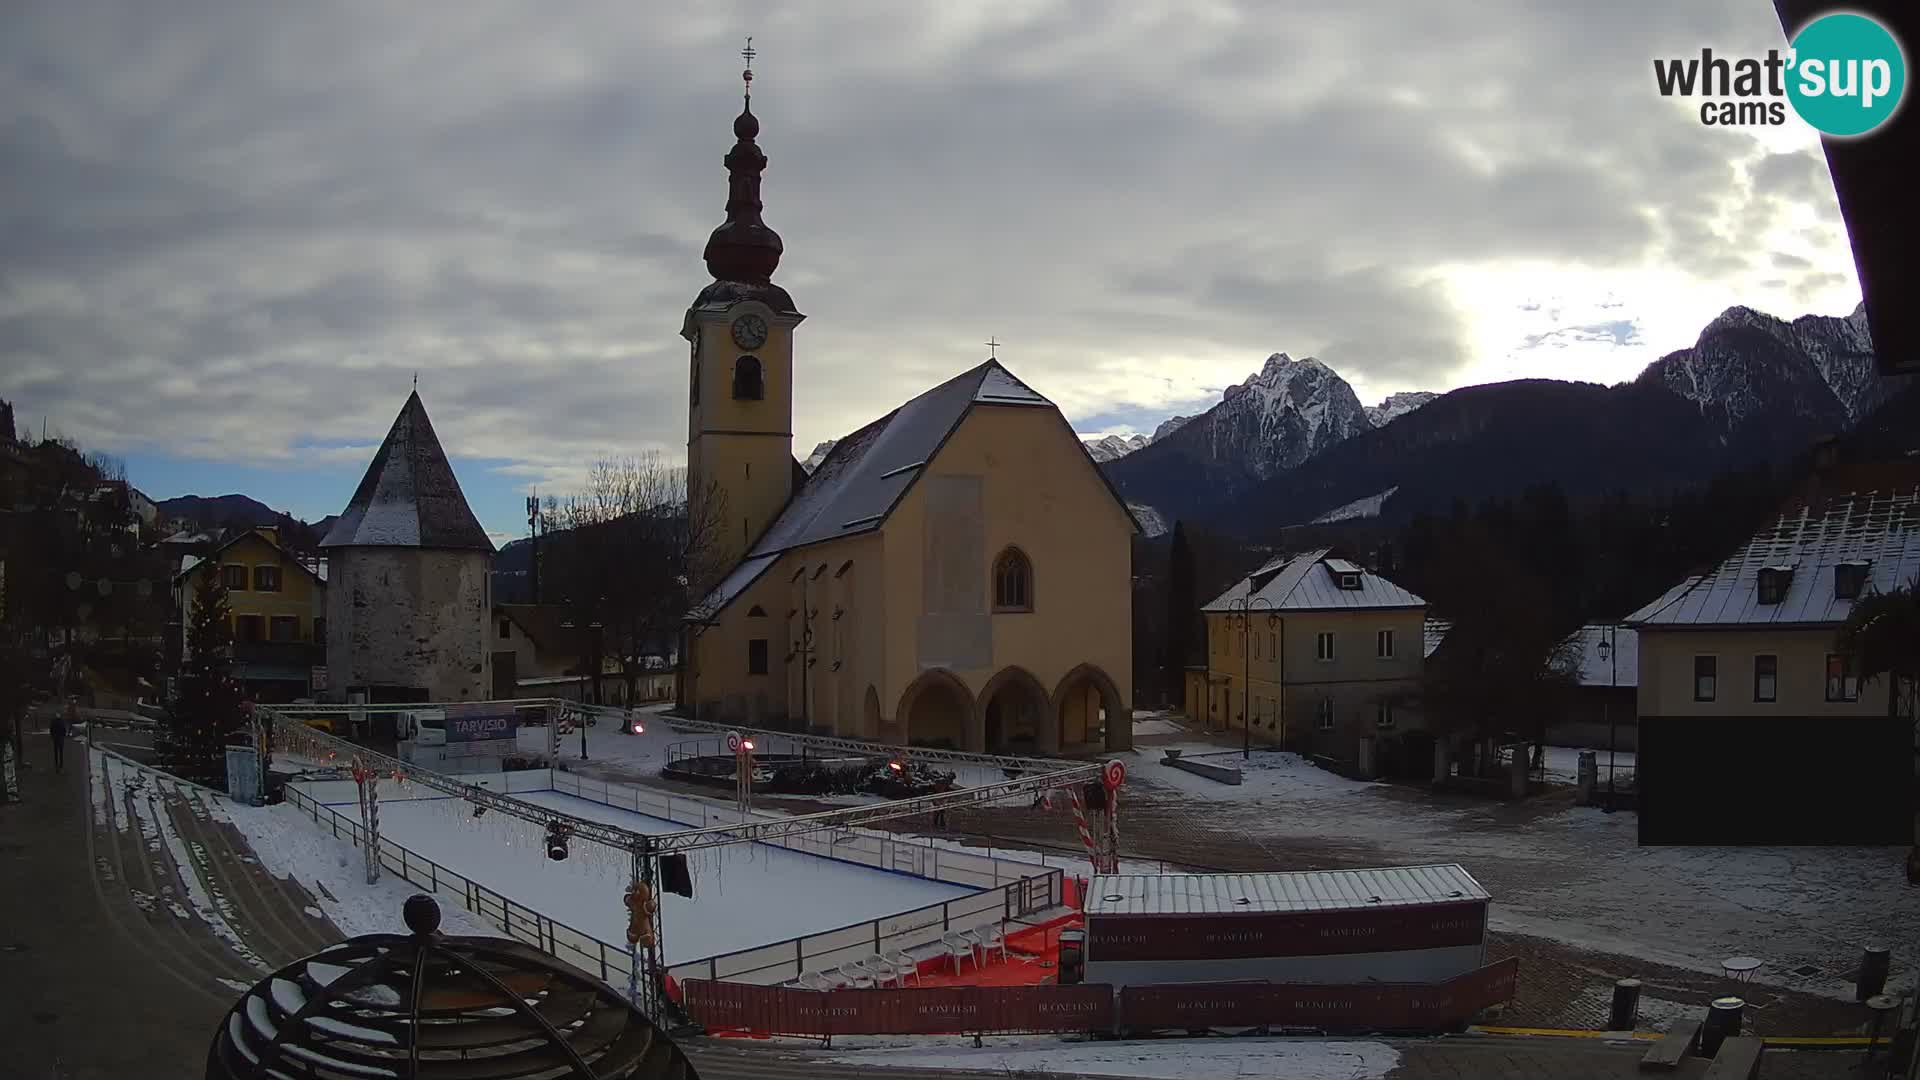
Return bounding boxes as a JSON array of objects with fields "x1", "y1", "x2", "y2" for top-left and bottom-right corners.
[{"x1": 49, "y1": 698, "x2": 76, "y2": 773}]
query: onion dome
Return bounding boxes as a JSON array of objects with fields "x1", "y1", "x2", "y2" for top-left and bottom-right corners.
[
  {"x1": 701, "y1": 58, "x2": 783, "y2": 286},
  {"x1": 206, "y1": 894, "x2": 696, "y2": 1079}
]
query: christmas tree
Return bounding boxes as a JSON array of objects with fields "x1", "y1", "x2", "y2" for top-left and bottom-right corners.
[{"x1": 162, "y1": 571, "x2": 244, "y2": 786}]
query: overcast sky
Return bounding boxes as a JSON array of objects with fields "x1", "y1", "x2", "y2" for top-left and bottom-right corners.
[{"x1": 2, "y1": 1, "x2": 1863, "y2": 541}]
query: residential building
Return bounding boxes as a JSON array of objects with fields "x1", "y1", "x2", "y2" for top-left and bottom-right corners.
[
  {"x1": 1623, "y1": 463, "x2": 1919, "y2": 844},
  {"x1": 490, "y1": 603, "x2": 675, "y2": 705},
  {"x1": 173, "y1": 526, "x2": 327, "y2": 702},
  {"x1": 320, "y1": 391, "x2": 495, "y2": 706},
  {"x1": 679, "y1": 83, "x2": 1135, "y2": 753},
  {"x1": 1547, "y1": 624, "x2": 1639, "y2": 752},
  {"x1": 1192, "y1": 549, "x2": 1427, "y2": 772}
]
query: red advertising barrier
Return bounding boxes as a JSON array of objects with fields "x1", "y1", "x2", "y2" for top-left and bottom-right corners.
[
  {"x1": 682, "y1": 981, "x2": 1116, "y2": 1037},
  {"x1": 1118, "y1": 957, "x2": 1519, "y2": 1034},
  {"x1": 1087, "y1": 901, "x2": 1487, "y2": 961},
  {"x1": 682, "y1": 958, "x2": 1518, "y2": 1037}
]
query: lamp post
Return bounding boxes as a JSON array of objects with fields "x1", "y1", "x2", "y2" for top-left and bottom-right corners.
[
  {"x1": 1227, "y1": 595, "x2": 1277, "y2": 760},
  {"x1": 1598, "y1": 625, "x2": 1618, "y2": 813}
]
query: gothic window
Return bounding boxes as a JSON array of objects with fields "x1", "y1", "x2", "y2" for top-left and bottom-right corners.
[
  {"x1": 732, "y1": 355, "x2": 764, "y2": 400},
  {"x1": 993, "y1": 547, "x2": 1033, "y2": 612}
]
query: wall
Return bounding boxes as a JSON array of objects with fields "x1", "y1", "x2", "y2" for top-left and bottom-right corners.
[
  {"x1": 1203, "y1": 605, "x2": 1426, "y2": 750},
  {"x1": 880, "y1": 404, "x2": 1134, "y2": 748},
  {"x1": 1636, "y1": 626, "x2": 1893, "y2": 718},
  {"x1": 686, "y1": 301, "x2": 799, "y2": 578},
  {"x1": 326, "y1": 548, "x2": 491, "y2": 702},
  {"x1": 1086, "y1": 946, "x2": 1485, "y2": 990}
]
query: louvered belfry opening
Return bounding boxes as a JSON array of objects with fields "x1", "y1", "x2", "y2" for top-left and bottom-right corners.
[{"x1": 206, "y1": 895, "x2": 697, "y2": 1080}]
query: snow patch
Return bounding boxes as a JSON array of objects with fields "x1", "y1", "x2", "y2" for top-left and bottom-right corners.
[
  {"x1": 1310, "y1": 486, "x2": 1399, "y2": 524},
  {"x1": 823, "y1": 1034, "x2": 1400, "y2": 1079}
]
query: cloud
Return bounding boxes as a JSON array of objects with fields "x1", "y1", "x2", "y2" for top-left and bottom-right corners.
[{"x1": 0, "y1": 0, "x2": 1855, "y2": 532}]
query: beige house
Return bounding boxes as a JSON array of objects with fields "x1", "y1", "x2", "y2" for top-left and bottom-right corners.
[
  {"x1": 492, "y1": 604, "x2": 676, "y2": 705},
  {"x1": 1192, "y1": 549, "x2": 1427, "y2": 765},
  {"x1": 678, "y1": 86, "x2": 1136, "y2": 753},
  {"x1": 1623, "y1": 464, "x2": 1918, "y2": 844}
]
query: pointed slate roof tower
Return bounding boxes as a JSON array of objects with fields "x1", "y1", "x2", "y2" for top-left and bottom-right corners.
[{"x1": 321, "y1": 391, "x2": 494, "y2": 552}]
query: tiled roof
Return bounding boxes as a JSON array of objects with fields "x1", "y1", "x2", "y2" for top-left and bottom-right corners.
[
  {"x1": 1202, "y1": 548, "x2": 1426, "y2": 612},
  {"x1": 1085, "y1": 864, "x2": 1489, "y2": 916},
  {"x1": 1423, "y1": 618, "x2": 1451, "y2": 658},
  {"x1": 1625, "y1": 484, "x2": 1920, "y2": 628},
  {"x1": 321, "y1": 391, "x2": 494, "y2": 552}
]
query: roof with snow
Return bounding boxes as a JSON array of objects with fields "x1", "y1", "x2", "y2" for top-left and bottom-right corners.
[
  {"x1": 1625, "y1": 483, "x2": 1920, "y2": 628},
  {"x1": 1423, "y1": 618, "x2": 1450, "y2": 658},
  {"x1": 1564, "y1": 624, "x2": 1638, "y2": 688},
  {"x1": 690, "y1": 359, "x2": 1139, "y2": 619},
  {"x1": 1086, "y1": 864, "x2": 1489, "y2": 917},
  {"x1": 1202, "y1": 548, "x2": 1426, "y2": 613},
  {"x1": 320, "y1": 391, "x2": 493, "y2": 553}
]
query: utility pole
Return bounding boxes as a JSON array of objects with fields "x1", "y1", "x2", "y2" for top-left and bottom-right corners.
[{"x1": 526, "y1": 493, "x2": 541, "y2": 605}]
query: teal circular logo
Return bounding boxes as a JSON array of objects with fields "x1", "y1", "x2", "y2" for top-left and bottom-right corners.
[{"x1": 1786, "y1": 13, "x2": 1907, "y2": 137}]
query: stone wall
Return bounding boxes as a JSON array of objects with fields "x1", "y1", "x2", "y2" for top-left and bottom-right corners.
[{"x1": 325, "y1": 548, "x2": 490, "y2": 702}]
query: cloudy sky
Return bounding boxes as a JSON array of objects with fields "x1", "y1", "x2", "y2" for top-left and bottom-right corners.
[{"x1": 2, "y1": 1, "x2": 1864, "y2": 541}]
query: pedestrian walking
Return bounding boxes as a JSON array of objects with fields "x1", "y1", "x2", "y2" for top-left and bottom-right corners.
[{"x1": 50, "y1": 696, "x2": 77, "y2": 773}]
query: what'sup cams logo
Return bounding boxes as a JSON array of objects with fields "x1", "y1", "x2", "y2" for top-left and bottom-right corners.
[{"x1": 1654, "y1": 11, "x2": 1907, "y2": 136}]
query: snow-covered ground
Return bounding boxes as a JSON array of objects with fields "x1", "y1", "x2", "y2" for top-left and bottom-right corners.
[
  {"x1": 1116, "y1": 746, "x2": 1920, "y2": 1002},
  {"x1": 328, "y1": 788, "x2": 974, "y2": 964},
  {"x1": 821, "y1": 1034, "x2": 1399, "y2": 1079}
]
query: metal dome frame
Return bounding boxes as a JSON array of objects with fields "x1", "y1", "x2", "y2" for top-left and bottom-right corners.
[{"x1": 206, "y1": 895, "x2": 696, "y2": 1080}]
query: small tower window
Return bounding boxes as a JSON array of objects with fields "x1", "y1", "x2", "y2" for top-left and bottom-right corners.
[
  {"x1": 993, "y1": 547, "x2": 1033, "y2": 612},
  {"x1": 732, "y1": 355, "x2": 764, "y2": 400}
]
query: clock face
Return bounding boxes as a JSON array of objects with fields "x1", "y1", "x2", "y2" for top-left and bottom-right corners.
[{"x1": 731, "y1": 314, "x2": 769, "y2": 350}]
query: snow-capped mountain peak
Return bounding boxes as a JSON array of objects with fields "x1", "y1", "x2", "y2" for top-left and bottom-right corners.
[
  {"x1": 800, "y1": 440, "x2": 837, "y2": 474},
  {"x1": 1083, "y1": 433, "x2": 1150, "y2": 463},
  {"x1": 1365, "y1": 391, "x2": 1439, "y2": 428},
  {"x1": 1642, "y1": 300, "x2": 1896, "y2": 429}
]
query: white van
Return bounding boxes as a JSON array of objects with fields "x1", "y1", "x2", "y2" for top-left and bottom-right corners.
[{"x1": 397, "y1": 708, "x2": 447, "y2": 745}]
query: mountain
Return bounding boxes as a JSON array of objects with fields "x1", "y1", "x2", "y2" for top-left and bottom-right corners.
[
  {"x1": 801, "y1": 440, "x2": 837, "y2": 474},
  {"x1": 1164, "y1": 302, "x2": 1912, "y2": 537},
  {"x1": 1084, "y1": 434, "x2": 1150, "y2": 463},
  {"x1": 1366, "y1": 392, "x2": 1439, "y2": 428}
]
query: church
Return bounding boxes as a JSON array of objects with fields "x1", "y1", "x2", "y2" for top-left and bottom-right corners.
[{"x1": 680, "y1": 64, "x2": 1136, "y2": 755}]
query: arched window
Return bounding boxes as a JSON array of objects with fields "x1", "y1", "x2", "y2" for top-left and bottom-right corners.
[
  {"x1": 992, "y1": 547, "x2": 1033, "y2": 612},
  {"x1": 732, "y1": 355, "x2": 764, "y2": 400},
  {"x1": 747, "y1": 605, "x2": 767, "y2": 618}
]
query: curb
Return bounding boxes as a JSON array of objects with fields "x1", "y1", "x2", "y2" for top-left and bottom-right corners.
[{"x1": 1471, "y1": 1025, "x2": 1878, "y2": 1047}]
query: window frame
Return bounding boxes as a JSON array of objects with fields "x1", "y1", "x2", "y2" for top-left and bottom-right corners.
[
  {"x1": 222, "y1": 564, "x2": 249, "y2": 591},
  {"x1": 235, "y1": 614, "x2": 265, "y2": 643},
  {"x1": 1692, "y1": 654, "x2": 1718, "y2": 702},
  {"x1": 991, "y1": 547, "x2": 1034, "y2": 613},
  {"x1": 252, "y1": 564, "x2": 282, "y2": 592},
  {"x1": 268, "y1": 615, "x2": 299, "y2": 643},
  {"x1": 1753, "y1": 654, "x2": 1778, "y2": 703},
  {"x1": 1825, "y1": 653, "x2": 1860, "y2": 703},
  {"x1": 731, "y1": 355, "x2": 765, "y2": 401},
  {"x1": 498, "y1": 618, "x2": 512, "y2": 640},
  {"x1": 1375, "y1": 701, "x2": 1395, "y2": 730},
  {"x1": 1316, "y1": 697, "x2": 1336, "y2": 731},
  {"x1": 1376, "y1": 628, "x2": 1395, "y2": 660},
  {"x1": 747, "y1": 638, "x2": 769, "y2": 676},
  {"x1": 1315, "y1": 631, "x2": 1336, "y2": 663}
]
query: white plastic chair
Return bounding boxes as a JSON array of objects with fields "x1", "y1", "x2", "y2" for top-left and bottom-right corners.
[
  {"x1": 835, "y1": 962, "x2": 875, "y2": 989},
  {"x1": 861, "y1": 954, "x2": 898, "y2": 987},
  {"x1": 977, "y1": 924, "x2": 1008, "y2": 964},
  {"x1": 884, "y1": 949, "x2": 919, "y2": 986},
  {"x1": 797, "y1": 970, "x2": 834, "y2": 992},
  {"x1": 941, "y1": 933, "x2": 974, "y2": 974}
]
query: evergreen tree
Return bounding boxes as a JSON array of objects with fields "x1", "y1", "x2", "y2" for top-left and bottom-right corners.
[
  {"x1": 1834, "y1": 575, "x2": 1920, "y2": 723},
  {"x1": 1163, "y1": 522, "x2": 1196, "y2": 697},
  {"x1": 164, "y1": 572, "x2": 243, "y2": 786}
]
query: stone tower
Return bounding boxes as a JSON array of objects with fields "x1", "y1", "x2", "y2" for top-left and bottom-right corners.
[
  {"x1": 320, "y1": 391, "x2": 495, "y2": 704},
  {"x1": 681, "y1": 60, "x2": 806, "y2": 588}
]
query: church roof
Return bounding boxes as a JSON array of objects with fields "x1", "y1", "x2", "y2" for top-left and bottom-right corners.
[
  {"x1": 689, "y1": 359, "x2": 1137, "y2": 621},
  {"x1": 321, "y1": 391, "x2": 494, "y2": 553}
]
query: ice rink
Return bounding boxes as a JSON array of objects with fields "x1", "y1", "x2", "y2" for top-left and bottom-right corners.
[{"x1": 333, "y1": 788, "x2": 975, "y2": 964}]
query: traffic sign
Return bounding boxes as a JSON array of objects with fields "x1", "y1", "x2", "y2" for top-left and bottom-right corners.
[
  {"x1": 726, "y1": 731, "x2": 742, "y2": 754},
  {"x1": 1103, "y1": 760, "x2": 1126, "y2": 790}
]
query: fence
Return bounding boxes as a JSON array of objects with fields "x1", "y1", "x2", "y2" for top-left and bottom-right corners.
[
  {"x1": 279, "y1": 782, "x2": 642, "y2": 990},
  {"x1": 549, "y1": 771, "x2": 1066, "y2": 986},
  {"x1": 681, "y1": 957, "x2": 1521, "y2": 1037}
]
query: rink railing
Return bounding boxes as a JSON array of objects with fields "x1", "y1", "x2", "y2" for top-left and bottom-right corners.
[
  {"x1": 279, "y1": 781, "x2": 645, "y2": 988},
  {"x1": 280, "y1": 768, "x2": 1065, "y2": 988}
]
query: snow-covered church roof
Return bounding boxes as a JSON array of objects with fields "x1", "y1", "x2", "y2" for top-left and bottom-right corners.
[{"x1": 321, "y1": 391, "x2": 494, "y2": 553}]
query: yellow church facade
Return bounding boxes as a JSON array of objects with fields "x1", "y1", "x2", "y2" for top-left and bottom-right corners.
[{"x1": 677, "y1": 76, "x2": 1135, "y2": 755}]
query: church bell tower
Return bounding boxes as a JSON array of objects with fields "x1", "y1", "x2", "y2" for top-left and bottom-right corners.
[{"x1": 682, "y1": 40, "x2": 805, "y2": 585}]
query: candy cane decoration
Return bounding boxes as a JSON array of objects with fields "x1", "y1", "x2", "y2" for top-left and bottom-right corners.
[{"x1": 1068, "y1": 787, "x2": 1101, "y2": 868}]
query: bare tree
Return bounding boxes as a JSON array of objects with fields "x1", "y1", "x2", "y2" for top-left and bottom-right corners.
[{"x1": 542, "y1": 455, "x2": 727, "y2": 706}]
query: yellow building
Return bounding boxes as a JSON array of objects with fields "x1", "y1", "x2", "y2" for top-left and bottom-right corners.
[
  {"x1": 679, "y1": 84, "x2": 1135, "y2": 754},
  {"x1": 1622, "y1": 462, "x2": 1918, "y2": 844},
  {"x1": 174, "y1": 526, "x2": 327, "y2": 702},
  {"x1": 1193, "y1": 549, "x2": 1427, "y2": 765}
]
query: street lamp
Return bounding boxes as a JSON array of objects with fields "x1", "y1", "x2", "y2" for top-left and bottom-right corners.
[
  {"x1": 1598, "y1": 625, "x2": 1619, "y2": 813},
  {"x1": 1227, "y1": 595, "x2": 1278, "y2": 760}
]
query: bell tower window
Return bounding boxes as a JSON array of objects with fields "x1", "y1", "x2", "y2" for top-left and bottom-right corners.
[
  {"x1": 993, "y1": 547, "x2": 1033, "y2": 612},
  {"x1": 733, "y1": 355, "x2": 764, "y2": 400}
]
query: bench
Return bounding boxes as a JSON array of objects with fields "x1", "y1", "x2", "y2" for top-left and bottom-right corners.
[
  {"x1": 1701, "y1": 1036, "x2": 1763, "y2": 1080},
  {"x1": 1639, "y1": 1021, "x2": 1699, "y2": 1071}
]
